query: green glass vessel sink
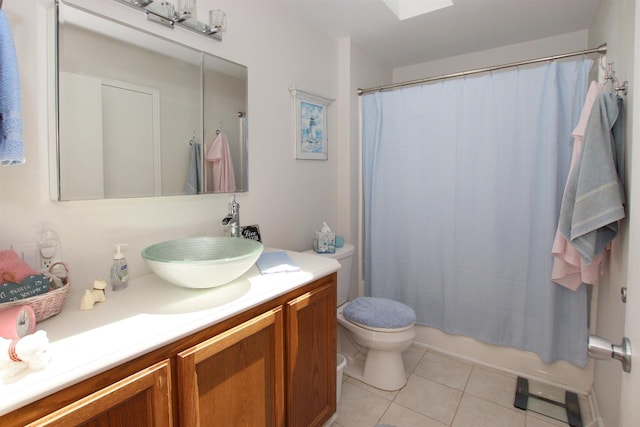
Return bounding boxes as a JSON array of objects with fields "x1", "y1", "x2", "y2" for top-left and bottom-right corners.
[{"x1": 141, "y1": 237, "x2": 264, "y2": 289}]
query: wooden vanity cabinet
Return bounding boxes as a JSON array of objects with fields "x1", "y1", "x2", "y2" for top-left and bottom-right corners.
[
  {"x1": 176, "y1": 277, "x2": 336, "y2": 427},
  {"x1": 0, "y1": 274, "x2": 336, "y2": 427}
]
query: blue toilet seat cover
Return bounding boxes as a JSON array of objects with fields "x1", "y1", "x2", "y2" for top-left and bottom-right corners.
[{"x1": 343, "y1": 297, "x2": 416, "y2": 329}]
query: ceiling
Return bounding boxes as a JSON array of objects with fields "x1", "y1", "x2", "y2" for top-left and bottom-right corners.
[{"x1": 277, "y1": 0, "x2": 602, "y2": 69}]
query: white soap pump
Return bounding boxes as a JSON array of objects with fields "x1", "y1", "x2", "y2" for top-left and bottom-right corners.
[{"x1": 110, "y1": 244, "x2": 129, "y2": 291}]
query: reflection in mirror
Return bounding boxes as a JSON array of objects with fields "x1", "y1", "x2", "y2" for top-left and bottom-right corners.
[{"x1": 55, "y1": 2, "x2": 248, "y2": 200}]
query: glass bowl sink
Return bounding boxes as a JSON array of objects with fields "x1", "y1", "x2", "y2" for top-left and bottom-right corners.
[{"x1": 141, "y1": 237, "x2": 264, "y2": 289}]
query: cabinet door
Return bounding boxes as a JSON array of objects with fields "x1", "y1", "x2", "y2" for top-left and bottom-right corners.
[
  {"x1": 286, "y1": 281, "x2": 337, "y2": 427},
  {"x1": 177, "y1": 307, "x2": 284, "y2": 427},
  {"x1": 26, "y1": 359, "x2": 172, "y2": 427}
]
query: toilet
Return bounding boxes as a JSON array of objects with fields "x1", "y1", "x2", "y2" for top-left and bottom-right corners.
[{"x1": 306, "y1": 244, "x2": 416, "y2": 391}]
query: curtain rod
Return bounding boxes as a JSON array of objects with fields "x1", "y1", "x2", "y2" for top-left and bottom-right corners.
[{"x1": 357, "y1": 43, "x2": 607, "y2": 96}]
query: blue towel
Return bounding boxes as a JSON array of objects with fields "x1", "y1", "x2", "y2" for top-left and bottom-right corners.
[
  {"x1": 256, "y1": 252, "x2": 300, "y2": 274},
  {"x1": 558, "y1": 92, "x2": 625, "y2": 263},
  {"x1": 184, "y1": 142, "x2": 202, "y2": 194},
  {"x1": 0, "y1": 11, "x2": 24, "y2": 166}
]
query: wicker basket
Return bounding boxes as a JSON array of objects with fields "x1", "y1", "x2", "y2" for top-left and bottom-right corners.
[{"x1": 0, "y1": 262, "x2": 70, "y2": 322}]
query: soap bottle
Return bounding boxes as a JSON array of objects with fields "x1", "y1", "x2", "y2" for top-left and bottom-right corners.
[{"x1": 110, "y1": 244, "x2": 129, "y2": 291}]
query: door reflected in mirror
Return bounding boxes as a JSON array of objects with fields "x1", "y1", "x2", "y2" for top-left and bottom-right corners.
[{"x1": 55, "y1": 2, "x2": 248, "y2": 200}]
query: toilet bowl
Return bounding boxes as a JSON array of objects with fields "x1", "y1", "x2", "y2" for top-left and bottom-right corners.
[
  {"x1": 338, "y1": 297, "x2": 415, "y2": 391},
  {"x1": 304, "y1": 245, "x2": 416, "y2": 391}
]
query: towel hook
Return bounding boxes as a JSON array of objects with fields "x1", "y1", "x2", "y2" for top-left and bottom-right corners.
[
  {"x1": 216, "y1": 123, "x2": 222, "y2": 135},
  {"x1": 616, "y1": 80, "x2": 628, "y2": 96},
  {"x1": 598, "y1": 58, "x2": 627, "y2": 95}
]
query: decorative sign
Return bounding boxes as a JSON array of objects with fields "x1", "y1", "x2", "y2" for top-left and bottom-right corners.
[
  {"x1": 0, "y1": 275, "x2": 51, "y2": 303},
  {"x1": 241, "y1": 224, "x2": 262, "y2": 242}
]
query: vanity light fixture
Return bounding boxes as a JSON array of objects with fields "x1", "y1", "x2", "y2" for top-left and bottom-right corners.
[
  {"x1": 175, "y1": 0, "x2": 195, "y2": 21},
  {"x1": 132, "y1": 0, "x2": 153, "y2": 7},
  {"x1": 113, "y1": 0, "x2": 224, "y2": 41},
  {"x1": 209, "y1": 9, "x2": 226, "y2": 32}
]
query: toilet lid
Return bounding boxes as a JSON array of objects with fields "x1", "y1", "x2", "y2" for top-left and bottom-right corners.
[{"x1": 343, "y1": 297, "x2": 416, "y2": 330}]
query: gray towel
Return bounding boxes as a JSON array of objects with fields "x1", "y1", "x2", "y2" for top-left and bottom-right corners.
[
  {"x1": 558, "y1": 92, "x2": 625, "y2": 264},
  {"x1": 184, "y1": 142, "x2": 202, "y2": 194}
]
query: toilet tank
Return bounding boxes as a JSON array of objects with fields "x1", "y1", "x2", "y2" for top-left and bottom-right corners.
[{"x1": 305, "y1": 244, "x2": 354, "y2": 306}]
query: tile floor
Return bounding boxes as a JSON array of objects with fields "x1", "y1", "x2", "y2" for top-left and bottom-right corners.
[{"x1": 332, "y1": 346, "x2": 593, "y2": 427}]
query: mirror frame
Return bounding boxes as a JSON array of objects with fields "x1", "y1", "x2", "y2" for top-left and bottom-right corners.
[{"x1": 49, "y1": 1, "x2": 248, "y2": 201}]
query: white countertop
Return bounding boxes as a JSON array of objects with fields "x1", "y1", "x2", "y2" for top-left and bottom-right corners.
[{"x1": 0, "y1": 249, "x2": 340, "y2": 416}]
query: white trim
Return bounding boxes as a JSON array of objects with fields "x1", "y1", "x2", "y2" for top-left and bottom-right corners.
[{"x1": 413, "y1": 324, "x2": 594, "y2": 394}]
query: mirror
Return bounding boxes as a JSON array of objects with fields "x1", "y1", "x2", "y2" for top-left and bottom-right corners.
[{"x1": 54, "y1": 2, "x2": 248, "y2": 200}]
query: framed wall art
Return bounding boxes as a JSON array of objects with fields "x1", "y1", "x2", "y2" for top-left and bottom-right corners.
[{"x1": 289, "y1": 87, "x2": 334, "y2": 160}]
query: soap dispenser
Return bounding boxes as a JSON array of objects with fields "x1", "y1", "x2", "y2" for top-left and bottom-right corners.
[{"x1": 110, "y1": 244, "x2": 129, "y2": 291}]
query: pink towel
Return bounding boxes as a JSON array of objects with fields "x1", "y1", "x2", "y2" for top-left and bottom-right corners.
[
  {"x1": 0, "y1": 250, "x2": 37, "y2": 284},
  {"x1": 205, "y1": 132, "x2": 236, "y2": 193},
  {"x1": 552, "y1": 81, "x2": 604, "y2": 290}
]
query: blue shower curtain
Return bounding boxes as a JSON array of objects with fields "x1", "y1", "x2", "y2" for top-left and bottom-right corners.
[{"x1": 362, "y1": 59, "x2": 592, "y2": 366}]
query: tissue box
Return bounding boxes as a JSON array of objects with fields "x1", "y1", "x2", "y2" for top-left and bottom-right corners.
[{"x1": 314, "y1": 231, "x2": 336, "y2": 254}]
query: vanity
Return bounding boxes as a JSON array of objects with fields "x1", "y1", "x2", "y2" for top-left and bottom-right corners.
[{"x1": 0, "y1": 250, "x2": 339, "y2": 426}]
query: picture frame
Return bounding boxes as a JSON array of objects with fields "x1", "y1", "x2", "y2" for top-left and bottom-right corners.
[{"x1": 289, "y1": 87, "x2": 334, "y2": 160}]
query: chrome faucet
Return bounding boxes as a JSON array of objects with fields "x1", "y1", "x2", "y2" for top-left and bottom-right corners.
[{"x1": 221, "y1": 195, "x2": 240, "y2": 237}]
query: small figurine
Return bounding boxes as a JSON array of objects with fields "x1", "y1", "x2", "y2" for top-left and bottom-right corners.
[
  {"x1": 80, "y1": 279, "x2": 107, "y2": 310},
  {"x1": 0, "y1": 330, "x2": 51, "y2": 379}
]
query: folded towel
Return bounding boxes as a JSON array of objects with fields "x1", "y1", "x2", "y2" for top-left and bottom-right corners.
[
  {"x1": 558, "y1": 92, "x2": 625, "y2": 264},
  {"x1": 0, "y1": 11, "x2": 25, "y2": 166},
  {"x1": 184, "y1": 142, "x2": 202, "y2": 194},
  {"x1": 0, "y1": 250, "x2": 37, "y2": 284},
  {"x1": 256, "y1": 252, "x2": 300, "y2": 274}
]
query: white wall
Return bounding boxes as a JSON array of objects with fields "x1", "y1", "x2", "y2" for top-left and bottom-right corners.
[
  {"x1": 338, "y1": 37, "x2": 392, "y2": 299},
  {"x1": 0, "y1": 0, "x2": 340, "y2": 292},
  {"x1": 394, "y1": 30, "x2": 589, "y2": 82},
  {"x1": 588, "y1": 1, "x2": 636, "y2": 426}
]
